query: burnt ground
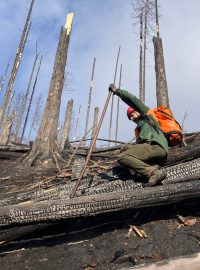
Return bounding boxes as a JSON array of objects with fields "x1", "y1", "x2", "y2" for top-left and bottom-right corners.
[
  {"x1": 0, "y1": 199, "x2": 200, "y2": 269},
  {"x1": 0, "y1": 154, "x2": 200, "y2": 270}
]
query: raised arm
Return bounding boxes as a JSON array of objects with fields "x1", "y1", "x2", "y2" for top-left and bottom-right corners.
[{"x1": 109, "y1": 84, "x2": 150, "y2": 115}]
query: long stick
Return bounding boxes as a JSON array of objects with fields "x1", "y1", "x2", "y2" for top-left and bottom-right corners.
[
  {"x1": 70, "y1": 91, "x2": 112, "y2": 198},
  {"x1": 108, "y1": 46, "x2": 120, "y2": 146}
]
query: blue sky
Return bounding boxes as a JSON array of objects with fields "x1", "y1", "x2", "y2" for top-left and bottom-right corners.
[{"x1": 0, "y1": 0, "x2": 199, "y2": 144}]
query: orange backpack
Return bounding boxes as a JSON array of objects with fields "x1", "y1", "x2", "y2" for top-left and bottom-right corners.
[{"x1": 147, "y1": 105, "x2": 183, "y2": 146}]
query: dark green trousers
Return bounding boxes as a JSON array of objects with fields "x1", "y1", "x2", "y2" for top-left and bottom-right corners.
[{"x1": 118, "y1": 143, "x2": 167, "y2": 178}]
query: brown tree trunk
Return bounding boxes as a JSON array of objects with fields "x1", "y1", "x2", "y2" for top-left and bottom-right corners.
[
  {"x1": 23, "y1": 13, "x2": 74, "y2": 166},
  {"x1": 60, "y1": 99, "x2": 73, "y2": 150},
  {"x1": 153, "y1": 36, "x2": 169, "y2": 107}
]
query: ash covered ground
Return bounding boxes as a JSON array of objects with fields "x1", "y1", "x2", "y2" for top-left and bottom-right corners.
[{"x1": 0, "y1": 200, "x2": 200, "y2": 270}]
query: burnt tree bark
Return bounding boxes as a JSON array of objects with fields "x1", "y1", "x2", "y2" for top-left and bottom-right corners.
[
  {"x1": 23, "y1": 13, "x2": 74, "y2": 165},
  {"x1": 153, "y1": 36, "x2": 169, "y2": 107}
]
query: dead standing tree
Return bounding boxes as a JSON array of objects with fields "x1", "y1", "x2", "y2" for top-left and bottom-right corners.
[
  {"x1": 73, "y1": 105, "x2": 81, "y2": 141},
  {"x1": 0, "y1": 61, "x2": 10, "y2": 94},
  {"x1": 0, "y1": 0, "x2": 35, "y2": 126},
  {"x1": 21, "y1": 55, "x2": 43, "y2": 142},
  {"x1": 23, "y1": 13, "x2": 74, "y2": 166},
  {"x1": 15, "y1": 52, "x2": 39, "y2": 142},
  {"x1": 132, "y1": 0, "x2": 155, "y2": 102},
  {"x1": 60, "y1": 98, "x2": 73, "y2": 151},
  {"x1": 153, "y1": 0, "x2": 169, "y2": 107},
  {"x1": 84, "y1": 58, "x2": 96, "y2": 138},
  {"x1": 0, "y1": 113, "x2": 15, "y2": 145},
  {"x1": 27, "y1": 95, "x2": 43, "y2": 143}
]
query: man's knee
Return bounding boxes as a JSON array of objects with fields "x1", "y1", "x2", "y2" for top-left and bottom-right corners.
[{"x1": 117, "y1": 152, "x2": 126, "y2": 164}]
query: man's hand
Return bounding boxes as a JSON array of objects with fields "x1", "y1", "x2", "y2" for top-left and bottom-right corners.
[{"x1": 109, "y1": 83, "x2": 117, "y2": 93}]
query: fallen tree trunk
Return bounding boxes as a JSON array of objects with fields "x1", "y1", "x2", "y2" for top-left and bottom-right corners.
[{"x1": 0, "y1": 156, "x2": 200, "y2": 227}]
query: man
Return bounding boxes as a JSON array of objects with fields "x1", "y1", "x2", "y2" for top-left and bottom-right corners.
[{"x1": 109, "y1": 83, "x2": 168, "y2": 187}]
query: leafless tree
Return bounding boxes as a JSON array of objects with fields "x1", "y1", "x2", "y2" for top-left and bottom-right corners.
[
  {"x1": 9, "y1": 93, "x2": 25, "y2": 142},
  {"x1": 15, "y1": 52, "x2": 39, "y2": 142},
  {"x1": 73, "y1": 105, "x2": 81, "y2": 141},
  {"x1": 85, "y1": 58, "x2": 96, "y2": 136},
  {"x1": 60, "y1": 99, "x2": 73, "y2": 150},
  {"x1": 21, "y1": 54, "x2": 43, "y2": 142},
  {"x1": 0, "y1": 61, "x2": 10, "y2": 94},
  {"x1": 153, "y1": 0, "x2": 169, "y2": 107},
  {"x1": 23, "y1": 13, "x2": 74, "y2": 166},
  {"x1": 132, "y1": 0, "x2": 156, "y2": 101},
  {"x1": 0, "y1": 0, "x2": 35, "y2": 126}
]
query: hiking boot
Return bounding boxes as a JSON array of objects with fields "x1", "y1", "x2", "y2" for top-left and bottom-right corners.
[{"x1": 144, "y1": 169, "x2": 166, "y2": 187}]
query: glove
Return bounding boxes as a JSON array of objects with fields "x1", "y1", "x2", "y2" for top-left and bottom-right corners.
[{"x1": 109, "y1": 83, "x2": 117, "y2": 93}]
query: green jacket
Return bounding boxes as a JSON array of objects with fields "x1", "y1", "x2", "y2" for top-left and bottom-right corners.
[{"x1": 115, "y1": 89, "x2": 169, "y2": 153}]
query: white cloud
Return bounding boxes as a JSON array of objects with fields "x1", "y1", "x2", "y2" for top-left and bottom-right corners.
[{"x1": 0, "y1": 0, "x2": 199, "y2": 142}]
